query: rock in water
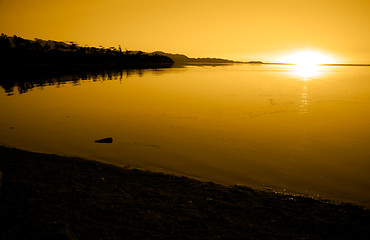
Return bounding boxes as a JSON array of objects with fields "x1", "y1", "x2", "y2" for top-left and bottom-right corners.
[{"x1": 94, "y1": 137, "x2": 113, "y2": 143}]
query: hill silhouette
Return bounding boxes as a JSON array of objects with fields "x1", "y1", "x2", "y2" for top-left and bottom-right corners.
[
  {"x1": 153, "y1": 51, "x2": 257, "y2": 64},
  {"x1": 0, "y1": 34, "x2": 265, "y2": 69},
  {"x1": 0, "y1": 34, "x2": 174, "y2": 69}
]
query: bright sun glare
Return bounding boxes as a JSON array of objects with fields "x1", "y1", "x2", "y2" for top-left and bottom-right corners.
[
  {"x1": 279, "y1": 50, "x2": 335, "y2": 65},
  {"x1": 279, "y1": 50, "x2": 335, "y2": 79}
]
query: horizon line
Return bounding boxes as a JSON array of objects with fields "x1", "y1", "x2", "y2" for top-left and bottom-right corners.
[{"x1": 250, "y1": 62, "x2": 370, "y2": 67}]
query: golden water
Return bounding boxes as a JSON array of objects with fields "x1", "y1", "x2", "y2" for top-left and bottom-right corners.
[{"x1": 1, "y1": 64, "x2": 369, "y2": 206}]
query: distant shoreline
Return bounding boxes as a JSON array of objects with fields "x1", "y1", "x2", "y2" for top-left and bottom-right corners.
[
  {"x1": 0, "y1": 145, "x2": 369, "y2": 239},
  {"x1": 0, "y1": 34, "x2": 174, "y2": 69},
  {"x1": 3, "y1": 34, "x2": 369, "y2": 68}
]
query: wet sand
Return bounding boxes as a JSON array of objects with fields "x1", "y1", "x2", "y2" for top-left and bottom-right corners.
[{"x1": 0, "y1": 145, "x2": 369, "y2": 239}]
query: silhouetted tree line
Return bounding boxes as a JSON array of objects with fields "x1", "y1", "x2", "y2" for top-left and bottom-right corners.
[{"x1": 0, "y1": 34, "x2": 174, "y2": 68}]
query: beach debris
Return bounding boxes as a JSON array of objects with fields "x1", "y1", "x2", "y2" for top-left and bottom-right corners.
[{"x1": 94, "y1": 137, "x2": 113, "y2": 143}]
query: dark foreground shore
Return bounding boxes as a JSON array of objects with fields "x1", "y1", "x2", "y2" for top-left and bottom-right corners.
[{"x1": 0, "y1": 146, "x2": 369, "y2": 240}]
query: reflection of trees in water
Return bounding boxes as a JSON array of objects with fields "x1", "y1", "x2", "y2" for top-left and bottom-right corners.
[{"x1": 0, "y1": 68, "x2": 163, "y2": 95}]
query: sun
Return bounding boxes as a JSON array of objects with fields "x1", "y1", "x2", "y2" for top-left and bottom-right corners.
[
  {"x1": 278, "y1": 50, "x2": 336, "y2": 79},
  {"x1": 279, "y1": 50, "x2": 335, "y2": 66}
]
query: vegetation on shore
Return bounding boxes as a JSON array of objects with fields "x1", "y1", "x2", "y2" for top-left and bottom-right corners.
[
  {"x1": 0, "y1": 34, "x2": 174, "y2": 68},
  {"x1": 0, "y1": 34, "x2": 264, "y2": 69},
  {"x1": 0, "y1": 146, "x2": 369, "y2": 240}
]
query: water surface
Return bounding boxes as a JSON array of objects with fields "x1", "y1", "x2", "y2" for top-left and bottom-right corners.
[{"x1": 1, "y1": 64, "x2": 369, "y2": 207}]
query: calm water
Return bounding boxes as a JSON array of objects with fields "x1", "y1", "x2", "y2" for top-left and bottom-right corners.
[{"x1": 1, "y1": 64, "x2": 369, "y2": 207}]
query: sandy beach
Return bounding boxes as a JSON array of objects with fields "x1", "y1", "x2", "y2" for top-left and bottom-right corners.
[{"x1": 0, "y1": 145, "x2": 369, "y2": 239}]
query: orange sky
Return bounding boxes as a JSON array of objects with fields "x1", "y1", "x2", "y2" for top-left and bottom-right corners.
[{"x1": 0, "y1": 0, "x2": 369, "y2": 63}]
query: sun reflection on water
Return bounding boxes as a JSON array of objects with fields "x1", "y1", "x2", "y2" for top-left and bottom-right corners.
[
  {"x1": 297, "y1": 85, "x2": 310, "y2": 114},
  {"x1": 293, "y1": 64, "x2": 321, "y2": 79},
  {"x1": 285, "y1": 63, "x2": 334, "y2": 81}
]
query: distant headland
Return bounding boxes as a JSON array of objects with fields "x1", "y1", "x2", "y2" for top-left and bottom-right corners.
[
  {"x1": 0, "y1": 34, "x2": 264, "y2": 68},
  {"x1": 152, "y1": 51, "x2": 263, "y2": 65}
]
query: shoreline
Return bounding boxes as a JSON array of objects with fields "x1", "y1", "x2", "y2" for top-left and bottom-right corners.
[{"x1": 1, "y1": 145, "x2": 369, "y2": 239}]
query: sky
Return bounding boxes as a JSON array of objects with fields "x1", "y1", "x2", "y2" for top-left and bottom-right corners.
[{"x1": 0, "y1": 0, "x2": 369, "y2": 63}]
